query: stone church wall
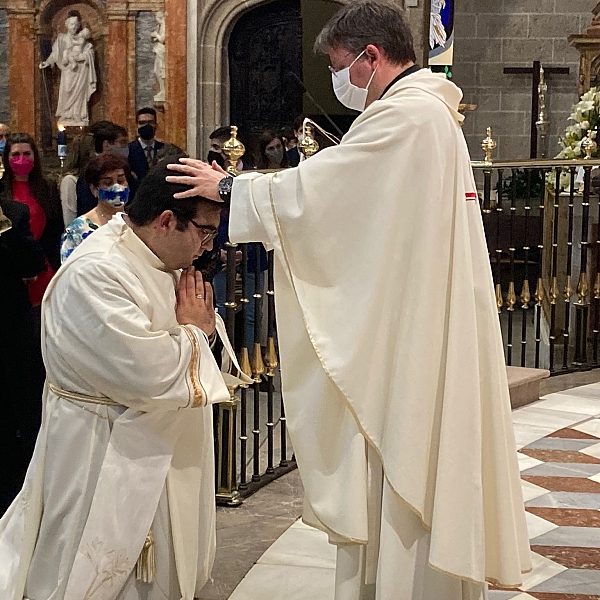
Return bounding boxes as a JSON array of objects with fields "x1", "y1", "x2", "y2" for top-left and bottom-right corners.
[
  {"x1": 136, "y1": 11, "x2": 157, "y2": 111},
  {"x1": 0, "y1": 9, "x2": 8, "y2": 124},
  {"x1": 453, "y1": 0, "x2": 592, "y2": 161}
]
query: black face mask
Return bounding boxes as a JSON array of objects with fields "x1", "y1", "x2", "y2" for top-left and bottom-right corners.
[
  {"x1": 207, "y1": 151, "x2": 225, "y2": 168},
  {"x1": 138, "y1": 123, "x2": 155, "y2": 141}
]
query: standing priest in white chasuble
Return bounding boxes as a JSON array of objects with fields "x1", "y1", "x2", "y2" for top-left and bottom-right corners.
[
  {"x1": 0, "y1": 158, "x2": 251, "y2": 600},
  {"x1": 167, "y1": 1, "x2": 532, "y2": 598}
]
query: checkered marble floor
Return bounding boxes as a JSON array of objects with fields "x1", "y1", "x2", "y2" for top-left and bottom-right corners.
[
  {"x1": 227, "y1": 383, "x2": 600, "y2": 600},
  {"x1": 491, "y1": 383, "x2": 600, "y2": 600}
]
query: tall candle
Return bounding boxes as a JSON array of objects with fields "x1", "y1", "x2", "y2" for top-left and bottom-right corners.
[{"x1": 57, "y1": 125, "x2": 67, "y2": 158}]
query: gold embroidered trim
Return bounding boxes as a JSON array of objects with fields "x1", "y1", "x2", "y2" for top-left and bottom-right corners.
[
  {"x1": 181, "y1": 325, "x2": 204, "y2": 407},
  {"x1": 48, "y1": 383, "x2": 119, "y2": 406}
]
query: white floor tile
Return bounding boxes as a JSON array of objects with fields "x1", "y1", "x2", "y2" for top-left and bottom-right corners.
[
  {"x1": 573, "y1": 419, "x2": 600, "y2": 438},
  {"x1": 511, "y1": 407, "x2": 587, "y2": 430},
  {"x1": 581, "y1": 442, "x2": 600, "y2": 460},
  {"x1": 520, "y1": 552, "x2": 567, "y2": 591},
  {"x1": 525, "y1": 510, "x2": 559, "y2": 539},
  {"x1": 513, "y1": 423, "x2": 558, "y2": 449},
  {"x1": 258, "y1": 523, "x2": 336, "y2": 569},
  {"x1": 517, "y1": 452, "x2": 543, "y2": 472},
  {"x1": 535, "y1": 393, "x2": 600, "y2": 416},
  {"x1": 521, "y1": 479, "x2": 550, "y2": 503},
  {"x1": 228, "y1": 563, "x2": 335, "y2": 600}
]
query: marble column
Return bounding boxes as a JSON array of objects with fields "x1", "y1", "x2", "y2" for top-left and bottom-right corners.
[
  {"x1": 165, "y1": 0, "x2": 187, "y2": 150},
  {"x1": 7, "y1": 8, "x2": 35, "y2": 134}
]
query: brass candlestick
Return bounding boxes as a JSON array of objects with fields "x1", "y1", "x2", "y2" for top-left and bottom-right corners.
[
  {"x1": 222, "y1": 125, "x2": 245, "y2": 175},
  {"x1": 482, "y1": 127, "x2": 497, "y2": 165},
  {"x1": 298, "y1": 123, "x2": 319, "y2": 159}
]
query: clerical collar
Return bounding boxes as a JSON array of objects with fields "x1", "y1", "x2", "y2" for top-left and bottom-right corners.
[{"x1": 380, "y1": 64, "x2": 421, "y2": 99}]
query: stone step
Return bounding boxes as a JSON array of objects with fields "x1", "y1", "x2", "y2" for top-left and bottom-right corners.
[{"x1": 507, "y1": 366, "x2": 550, "y2": 409}]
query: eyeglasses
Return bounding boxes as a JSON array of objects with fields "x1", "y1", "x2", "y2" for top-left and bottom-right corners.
[
  {"x1": 189, "y1": 219, "x2": 218, "y2": 244},
  {"x1": 328, "y1": 50, "x2": 365, "y2": 75}
]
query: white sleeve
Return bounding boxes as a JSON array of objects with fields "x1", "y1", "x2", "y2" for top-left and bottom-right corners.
[
  {"x1": 229, "y1": 172, "x2": 271, "y2": 244},
  {"x1": 44, "y1": 258, "x2": 231, "y2": 411},
  {"x1": 60, "y1": 175, "x2": 78, "y2": 226}
]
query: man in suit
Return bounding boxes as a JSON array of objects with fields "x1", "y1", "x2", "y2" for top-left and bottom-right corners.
[{"x1": 128, "y1": 107, "x2": 165, "y2": 181}]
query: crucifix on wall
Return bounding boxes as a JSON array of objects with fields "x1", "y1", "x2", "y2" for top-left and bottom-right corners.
[{"x1": 503, "y1": 61, "x2": 570, "y2": 159}]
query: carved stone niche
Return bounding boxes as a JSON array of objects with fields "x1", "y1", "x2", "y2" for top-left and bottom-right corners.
[
  {"x1": 36, "y1": 0, "x2": 108, "y2": 149},
  {"x1": 569, "y1": 1, "x2": 600, "y2": 97}
]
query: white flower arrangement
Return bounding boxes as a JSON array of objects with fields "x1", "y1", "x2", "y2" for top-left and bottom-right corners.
[{"x1": 548, "y1": 88, "x2": 600, "y2": 191}]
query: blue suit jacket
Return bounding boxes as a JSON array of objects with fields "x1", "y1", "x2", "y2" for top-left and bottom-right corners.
[{"x1": 128, "y1": 140, "x2": 165, "y2": 181}]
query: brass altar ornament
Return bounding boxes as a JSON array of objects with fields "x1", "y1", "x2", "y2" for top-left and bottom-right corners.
[
  {"x1": 222, "y1": 126, "x2": 245, "y2": 175},
  {"x1": 298, "y1": 122, "x2": 319, "y2": 159},
  {"x1": 582, "y1": 129, "x2": 598, "y2": 159},
  {"x1": 482, "y1": 127, "x2": 497, "y2": 165},
  {"x1": 0, "y1": 205, "x2": 12, "y2": 235}
]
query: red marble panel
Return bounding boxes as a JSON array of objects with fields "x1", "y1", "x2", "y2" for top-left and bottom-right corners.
[
  {"x1": 520, "y1": 449, "x2": 600, "y2": 464},
  {"x1": 549, "y1": 428, "x2": 599, "y2": 440},
  {"x1": 522, "y1": 475, "x2": 600, "y2": 493},
  {"x1": 8, "y1": 15, "x2": 35, "y2": 135},
  {"x1": 106, "y1": 19, "x2": 129, "y2": 127},
  {"x1": 531, "y1": 545, "x2": 600, "y2": 569},
  {"x1": 527, "y1": 507, "x2": 600, "y2": 527}
]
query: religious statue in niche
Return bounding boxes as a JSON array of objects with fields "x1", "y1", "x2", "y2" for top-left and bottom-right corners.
[
  {"x1": 39, "y1": 10, "x2": 97, "y2": 127},
  {"x1": 151, "y1": 10, "x2": 166, "y2": 103}
]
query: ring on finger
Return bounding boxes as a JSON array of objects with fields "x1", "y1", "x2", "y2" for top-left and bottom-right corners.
[{"x1": 196, "y1": 294, "x2": 204, "y2": 299}]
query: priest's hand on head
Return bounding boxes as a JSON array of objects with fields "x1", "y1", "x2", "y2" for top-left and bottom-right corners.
[
  {"x1": 176, "y1": 267, "x2": 216, "y2": 337},
  {"x1": 166, "y1": 158, "x2": 223, "y2": 202}
]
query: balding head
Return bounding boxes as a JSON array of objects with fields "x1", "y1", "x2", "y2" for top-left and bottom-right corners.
[{"x1": 0, "y1": 124, "x2": 10, "y2": 143}]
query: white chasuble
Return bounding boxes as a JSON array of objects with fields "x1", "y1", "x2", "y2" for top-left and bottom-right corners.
[
  {"x1": 229, "y1": 69, "x2": 531, "y2": 599},
  {"x1": 0, "y1": 214, "x2": 249, "y2": 600}
]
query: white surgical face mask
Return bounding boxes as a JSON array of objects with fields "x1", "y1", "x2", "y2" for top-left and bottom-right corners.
[{"x1": 331, "y1": 50, "x2": 378, "y2": 112}]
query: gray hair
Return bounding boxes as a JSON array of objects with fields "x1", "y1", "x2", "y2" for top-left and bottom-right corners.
[{"x1": 314, "y1": 0, "x2": 416, "y2": 65}]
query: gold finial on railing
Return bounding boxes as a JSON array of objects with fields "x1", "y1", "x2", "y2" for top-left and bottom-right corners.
[
  {"x1": 297, "y1": 122, "x2": 319, "y2": 160},
  {"x1": 222, "y1": 125, "x2": 245, "y2": 175},
  {"x1": 565, "y1": 275, "x2": 573, "y2": 304},
  {"x1": 577, "y1": 272, "x2": 589, "y2": 305},
  {"x1": 0, "y1": 205, "x2": 12, "y2": 235},
  {"x1": 482, "y1": 127, "x2": 497, "y2": 165},
  {"x1": 238, "y1": 347, "x2": 253, "y2": 386},
  {"x1": 251, "y1": 343, "x2": 265, "y2": 382},
  {"x1": 520, "y1": 280, "x2": 531, "y2": 309},
  {"x1": 535, "y1": 278, "x2": 544, "y2": 306},
  {"x1": 264, "y1": 337, "x2": 278, "y2": 377},
  {"x1": 550, "y1": 276, "x2": 559, "y2": 305},
  {"x1": 506, "y1": 282, "x2": 517, "y2": 312},
  {"x1": 595, "y1": 273, "x2": 600, "y2": 300},
  {"x1": 495, "y1": 283, "x2": 503, "y2": 313},
  {"x1": 582, "y1": 129, "x2": 598, "y2": 160}
]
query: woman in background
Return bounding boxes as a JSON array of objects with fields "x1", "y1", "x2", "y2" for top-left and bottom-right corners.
[
  {"x1": 61, "y1": 153, "x2": 130, "y2": 262},
  {"x1": 1, "y1": 133, "x2": 63, "y2": 307},
  {"x1": 256, "y1": 131, "x2": 289, "y2": 170}
]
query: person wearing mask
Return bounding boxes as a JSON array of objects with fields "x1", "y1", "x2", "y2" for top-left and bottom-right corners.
[
  {"x1": 1, "y1": 133, "x2": 63, "y2": 308},
  {"x1": 76, "y1": 121, "x2": 131, "y2": 215},
  {"x1": 59, "y1": 133, "x2": 95, "y2": 225},
  {"x1": 286, "y1": 115, "x2": 305, "y2": 167},
  {"x1": 61, "y1": 153, "x2": 130, "y2": 262},
  {"x1": 0, "y1": 196, "x2": 45, "y2": 515},
  {"x1": 128, "y1": 107, "x2": 164, "y2": 180},
  {"x1": 0, "y1": 123, "x2": 10, "y2": 177},
  {"x1": 256, "y1": 131, "x2": 289, "y2": 170}
]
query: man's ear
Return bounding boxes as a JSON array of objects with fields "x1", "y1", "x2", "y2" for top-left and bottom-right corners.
[{"x1": 156, "y1": 210, "x2": 177, "y2": 232}]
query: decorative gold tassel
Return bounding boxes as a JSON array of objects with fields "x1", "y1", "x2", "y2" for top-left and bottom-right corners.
[{"x1": 136, "y1": 529, "x2": 156, "y2": 583}]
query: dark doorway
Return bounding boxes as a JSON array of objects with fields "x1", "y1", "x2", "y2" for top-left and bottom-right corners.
[{"x1": 228, "y1": 0, "x2": 303, "y2": 138}]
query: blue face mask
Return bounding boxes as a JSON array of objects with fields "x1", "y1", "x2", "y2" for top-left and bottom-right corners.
[
  {"x1": 98, "y1": 184, "x2": 130, "y2": 208},
  {"x1": 0, "y1": 141, "x2": 5, "y2": 155}
]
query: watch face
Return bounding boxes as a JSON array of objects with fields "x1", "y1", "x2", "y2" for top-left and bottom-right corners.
[{"x1": 219, "y1": 176, "x2": 233, "y2": 195}]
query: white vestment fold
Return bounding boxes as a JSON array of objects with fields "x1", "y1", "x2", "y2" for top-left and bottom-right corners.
[
  {"x1": 230, "y1": 69, "x2": 531, "y2": 598},
  {"x1": 0, "y1": 214, "x2": 249, "y2": 600}
]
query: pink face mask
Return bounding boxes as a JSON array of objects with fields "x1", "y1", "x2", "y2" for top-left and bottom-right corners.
[{"x1": 10, "y1": 156, "x2": 34, "y2": 178}]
